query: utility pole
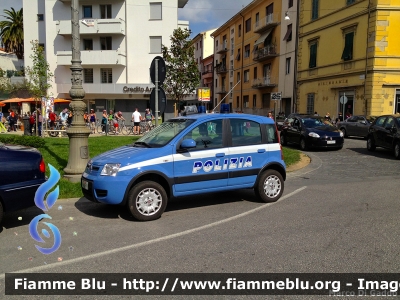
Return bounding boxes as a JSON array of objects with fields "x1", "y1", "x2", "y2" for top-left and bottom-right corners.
[{"x1": 64, "y1": 0, "x2": 91, "y2": 182}]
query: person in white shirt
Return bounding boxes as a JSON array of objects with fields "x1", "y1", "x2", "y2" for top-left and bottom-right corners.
[{"x1": 131, "y1": 108, "x2": 142, "y2": 135}]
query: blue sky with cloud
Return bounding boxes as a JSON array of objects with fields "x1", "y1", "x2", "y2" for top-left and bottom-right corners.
[{"x1": 178, "y1": 0, "x2": 253, "y2": 37}]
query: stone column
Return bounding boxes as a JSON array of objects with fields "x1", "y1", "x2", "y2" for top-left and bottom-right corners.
[{"x1": 64, "y1": 0, "x2": 91, "y2": 182}]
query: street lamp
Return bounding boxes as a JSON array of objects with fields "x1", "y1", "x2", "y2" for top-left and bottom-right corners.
[{"x1": 63, "y1": 0, "x2": 91, "y2": 182}]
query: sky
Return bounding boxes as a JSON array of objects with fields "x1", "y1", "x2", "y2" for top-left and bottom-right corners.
[
  {"x1": 178, "y1": 0, "x2": 253, "y2": 37},
  {"x1": 0, "y1": 0, "x2": 254, "y2": 36}
]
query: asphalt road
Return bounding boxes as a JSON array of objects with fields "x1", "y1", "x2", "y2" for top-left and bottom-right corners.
[{"x1": 1, "y1": 137, "x2": 400, "y2": 299}]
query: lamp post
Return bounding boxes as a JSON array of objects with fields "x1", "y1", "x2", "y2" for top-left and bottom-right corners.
[{"x1": 63, "y1": 0, "x2": 91, "y2": 182}]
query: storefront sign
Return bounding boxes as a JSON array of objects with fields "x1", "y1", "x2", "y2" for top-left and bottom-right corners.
[
  {"x1": 318, "y1": 79, "x2": 348, "y2": 86},
  {"x1": 198, "y1": 88, "x2": 210, "y2": 102},
  {"x1": 123, "y1": 86, "x2": 154, "y2": 94}
]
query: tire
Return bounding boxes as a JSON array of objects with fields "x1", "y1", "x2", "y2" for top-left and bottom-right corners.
[
  {"x1": 0, "y1": 201, "x2": 3, "y2": 225},
  {"x1": 128, "y1": 181, "x2": 168, "y2": 221},
  {"x1": 340, "y1": 127, "x2": 347, "y2": 138},
  {"x1": 280, "y1": 133, "x2": 287, "y2": 146},
  {"x1": 394, "y1": 142, "x2": 400, "y2": 160},
  {"x1": 300, "y1": 137, "x2": 308, "y2": 151},
  {"x1": 121, "y1": 126, "x2": 129, "y2": 135},
  {"x1": 254, "y1": 170, "x2": 284, "y2": 203},
  {"x1": 367, "y1": 136, "x2": 376, "y2": 151}
]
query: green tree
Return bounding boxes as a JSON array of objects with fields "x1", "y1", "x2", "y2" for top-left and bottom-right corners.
[
  {"x1": 25, "y1": 40, "x2": 53, "y2": 135},
  {"x1": 0, "y1": 8, "x2": 24, "y2": 59},
  {"x1": 162, "y1": 28, "x2": 199, "y2": 108}
]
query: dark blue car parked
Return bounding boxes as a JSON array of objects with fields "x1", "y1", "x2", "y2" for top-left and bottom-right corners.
[{"x1": 0, "y1": 142, "x2": 46, "y2": 224}]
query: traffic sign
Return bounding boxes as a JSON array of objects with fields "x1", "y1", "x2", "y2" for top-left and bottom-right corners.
[
  {"x1": 150, "y1": 56, "x2": 166, "y2": 85},
  {"x1": 340, "y1": 96, "x2": 348, "y2": 104},
  {"x1": 150, "y1": 87, "x2": 167, "y2": 115},
  {"x1": 271, "y1": 92, "x2": 282, "y2": 101}
]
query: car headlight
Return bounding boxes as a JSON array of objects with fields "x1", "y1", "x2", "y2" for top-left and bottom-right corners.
[
  {"x1": 308, "y1": 132, "x2": 320, "y2": 138},
  {"x1": 101, "y1": 163, "x2": 121, "y2": 176},
  {"x1": 340, "y1": 131, "x2": 344, "y2": 137}
]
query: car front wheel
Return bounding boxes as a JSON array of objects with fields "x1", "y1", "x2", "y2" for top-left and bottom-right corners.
[
  {"x1": 367, "y1": 136, "x2": 376, "y2": 151},
  {"x1": 128, "y1": 181, "x2": 167, "y2": 221},
  {"x1": 280, "y1": 134, "x2": 287, "y2": 146},
  {"x1": 254, "y1": 170, "x2": 284, "y2": 203},
  {"x1": 394, "y1": 142, "x2": 400, "y2": 160}
]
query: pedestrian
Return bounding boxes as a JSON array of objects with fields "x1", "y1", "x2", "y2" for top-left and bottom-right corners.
[
  {"x1": 101, "y1": 110, "x2": 108, "y2": 133},
  {"x1": 131, "y1": 108, "x2": 142, "y2": 135},
  {"x1": 267, "y1": 112, "x2": 274, "y2": 120},
  {"x1": 314, "y1": 111, "x2": 319, "y2": 116},
  {"x1": 59, "y1": 108, "x2": 68, "y2": 125},
  {"x1": 144, "y1": 108, "x2": 154, "y2": 128},
  {"x1": 48, "y1": 109, "x2": 56, "y2": 129},
  {"x1": 89, "y1": 109, "x2": 96, "y2": 134},
  {"x1": 28, "y1": 112, "x2": 35, "y2": 134},
  {"x1": 37, "y1": 110, "x2": 43, "y2": 137},
  {"x1": 7, "y1": 109, "x2": 16, "y2": 132},
  {"x1": 0, "y1": 111, "x2": 6, "y2": 133},
  {"x1": 325, "y1": 112, "x2": 331, "y2": 122}
]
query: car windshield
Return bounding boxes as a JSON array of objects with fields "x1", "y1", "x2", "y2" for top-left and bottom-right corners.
[
  {"x1": 367, "y1": 116, "x2": 377, "y2": 123},
  {"x1": 396, "y1": 117, "x2": 400, "y2": 125},
  {"x1": 302, "y1": 118, "x2": 334, "y2": 128},
  {"x1": 134, "y1": 118, "x2": 195, "y2": 147}
]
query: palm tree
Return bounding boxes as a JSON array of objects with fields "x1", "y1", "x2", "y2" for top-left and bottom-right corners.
[{"x1": 0, "y1": 8, "x2": 23, "y2": 59}]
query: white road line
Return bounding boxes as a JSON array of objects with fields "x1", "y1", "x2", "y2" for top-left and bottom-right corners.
[
  {"x1": 287, "y1": 152, "x2": 323, "y2": 178},
  {"x1": 0, "y1": 186, "x2": 307, "y2": 279}
]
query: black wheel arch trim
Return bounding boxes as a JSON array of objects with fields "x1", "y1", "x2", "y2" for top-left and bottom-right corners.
[
  {"x1": 121, "y1": 170, "x2": 174, "y2": 206},
  {"x1": 255, "y1": 162, "x2": 286, "y2": 188}
]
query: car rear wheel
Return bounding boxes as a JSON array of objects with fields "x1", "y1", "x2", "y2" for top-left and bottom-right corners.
[
  {"x1": 340, "y1": 128, "x2": 347, "y2": 138},
  {"x1": 280, "y1": 134, "x2": 287, "y2": 146},
  {"x1": 300, "y1": 138, "x2": 308, "y2": 151},
  {"x1": 394, "y1": 142, "x2": 400, "y2": 160},
  {"x1": 0, "y1": 201, "x2": 3, "y2": 225},
  {"x1": 367, "y1": 136, "x2": 376, "y2": 151},
  {"x1": 255, "y1": 170, "x2": 284, "y2": 203},
  {"x1": 128, "y1": 181, "x2": 167, "y2": 221}
]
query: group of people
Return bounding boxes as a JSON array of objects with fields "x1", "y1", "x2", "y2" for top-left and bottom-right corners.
[{"x1": 313, "y1": 111, "x2": 352, "y2": 124}]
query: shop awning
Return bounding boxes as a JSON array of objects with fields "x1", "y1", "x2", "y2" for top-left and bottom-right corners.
[
  {"x1": 1, "y1": 98, "x2": 36, "y2": 103},
  {"x1": 254, "y1": 29, "x2": 273, "y2": 47},
  {"x1": 0, "y1": 102, "x2": 5, "y2": 107}
]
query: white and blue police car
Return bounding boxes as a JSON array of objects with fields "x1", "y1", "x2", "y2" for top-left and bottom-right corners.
[{"x1": 81, "y1": 105, "x2": 286, "y2": 221}]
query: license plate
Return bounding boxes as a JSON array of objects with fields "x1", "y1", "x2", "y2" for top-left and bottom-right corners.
[
  {"x1": 82, "y1": 179, "x2": 89, "y2": 190},
  {"x1": 327, "y1": 140, "x2": 336, "y2": 144}
]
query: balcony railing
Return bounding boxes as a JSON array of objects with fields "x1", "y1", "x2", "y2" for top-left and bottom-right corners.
[
  {"x1": 251, "y1": 76, "x2": 277, "y2": 88},
  {"x1": 253, "y1": 14, "x2": 279, "y2": 33},
  {"x1": 202, "y1": 69, "x2": 213, "y2": 75},
  {"x1": 57, "y1": 49, "x2": 126, "y2": 66},
  {"x1": 215, "y1": 87, "x2": 227, "y2": 94},
  {"x1": 215, "y1": 64, "x2": 228, "y2": 74},
  {"x1": 253, "y1": 45, "x2": 278, "y2": 61},
  {"x1": 56, "y1": 18, "x2": 125, "y2": 35},
  {"x1": 216, "y1": 41, "x2": 228, "y2": 54}
]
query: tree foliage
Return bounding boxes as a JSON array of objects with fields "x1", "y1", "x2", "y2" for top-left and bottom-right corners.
[
  {"x1": 161, "y1": 28, "x2": 199, "y2": 104},
  {"x1": 0, "y1": 8, "x2": 24, "y2": 59},
  {"x1": 25, "y1": 40, "x2": 53, "y2": 100}
]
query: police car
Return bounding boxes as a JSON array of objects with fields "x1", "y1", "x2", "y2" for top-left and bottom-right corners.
[{"x1": 81, "y1": 105, "x2": 286, "y2": 221}]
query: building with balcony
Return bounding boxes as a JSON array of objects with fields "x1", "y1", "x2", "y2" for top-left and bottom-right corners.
[
  {"x1": 297, "y1": 0, "x2": 400, "y2": 118},
  {"x1": 211, "y1": 0, "x2": 295, "y2": 116},
  {"x1": 189, "y1": 28, "x2": 216, "y2": 110},
  {"x1": 22, "y1": 0, "x2": 189, "y2": 119}
]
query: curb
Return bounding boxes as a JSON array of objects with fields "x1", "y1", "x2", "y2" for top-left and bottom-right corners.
[{"x1": 286, "y1": 153, "x2": 311, "y2": 172}]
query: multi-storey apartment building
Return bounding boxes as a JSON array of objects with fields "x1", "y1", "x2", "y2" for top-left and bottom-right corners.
[
  {"x1": 211, "y1": 0, "x2": 296, "y2": 116},
  {"x1": 191, "y1": 29, "x2": 216, "y2": 110},
  {"x1": 22, "y1": 0, "x2": 188, "y2": 119},
  {"x1": 297, "y1": 0, "x2": 400, "y2": 117}
]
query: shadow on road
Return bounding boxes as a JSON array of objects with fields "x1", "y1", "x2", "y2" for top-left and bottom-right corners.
[
  {"x1": 346, "y1": 147, "x2": 396, "y2": 160},
  {"x1": 74, "y1": 189, "x2": 263, "y2": 221},
  {"x1": 0, "y1": 206, "x2": 44, "y2": 231}
]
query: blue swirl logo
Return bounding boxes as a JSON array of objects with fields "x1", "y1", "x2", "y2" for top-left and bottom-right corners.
[{"x1": 29, "y1": 164, "x2": 62, "y2": 255}]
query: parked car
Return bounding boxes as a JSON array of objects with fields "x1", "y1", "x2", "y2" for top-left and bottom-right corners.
[
  {"x1": 337, "y1": 115, "x2": 377, "y2": 138},
  {"x1": 280, "y1": 115, "x2": 344, "y2": 150},
  {"x1": 82, "y1": 106, "x2": 286, "y2": 221},
  {"x1": 367, "y1": 114, "x2": 400, "y2": 159},
  {"x1": 0, "y1": 143, "x2": 46, "y2": 224}
]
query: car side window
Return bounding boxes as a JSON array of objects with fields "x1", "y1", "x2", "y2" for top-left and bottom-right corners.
[
  {"x1": 266, "y1": 124, "x2": 278, "y2": 144},
  {"x1": 230, "y1": 118, "x2": 262, "y2": 147},
  {"x1": 182, "y1": 120, "x2": 223, "y2": 150},
  {"x1": 375, "y1": 117, "x2": 386, "y2": 127},
  {"x1": 347, "y1": 116, "x2": 357, "y2": 122},
  {"x1": 385, "y1": 117, "x2": 394, "y2": 128},
  {"x1": 293, "y1": 119, "x2": 300, "y2": 127}
]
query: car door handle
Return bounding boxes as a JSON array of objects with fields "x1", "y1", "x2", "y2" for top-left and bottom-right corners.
[
  {"x1": 258, "y1": 149, "x2": 266, "y2": 153},
  {"x1": 216, "y1": 153, "x2": 225, "y2": 157}
]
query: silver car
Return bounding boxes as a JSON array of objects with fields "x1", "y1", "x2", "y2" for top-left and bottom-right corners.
[{"x1": 337, "y1": 115, "x2": 377, "y2": 138}]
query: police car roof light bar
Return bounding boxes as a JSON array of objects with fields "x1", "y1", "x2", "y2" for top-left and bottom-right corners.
[
  {"x1": 182, "y1": 105, "x2": 198, "y2": 116},
  {"x1": 220, "y1": 104, "x2": 230, "y2": 113},
  {"x1": 213, "y1": 80, "x2": 241, "y2": 113},
  {"x1": 198, "y1": 106, "x2": 206, "y2": 113}
]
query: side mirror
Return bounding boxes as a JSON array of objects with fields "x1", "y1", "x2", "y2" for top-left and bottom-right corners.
[
  {"x1": 360, "y1": 120, "x2": 367, "y2": 125},
  {"x1": 180, "y1": 139, "x2": 196, "y2": 149}
]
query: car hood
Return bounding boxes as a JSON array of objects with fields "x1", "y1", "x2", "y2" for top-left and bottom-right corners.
[
  {"x1": 308, "y1": 126, "x2": 341, "y2": 134},
  {"x1": 1, "y1": 143, "x2": 40, "y2": 153},
  {"x1": 90, "y1": 145, "x2": 172, "y2": 166}
]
